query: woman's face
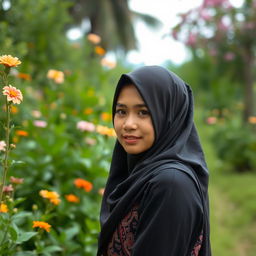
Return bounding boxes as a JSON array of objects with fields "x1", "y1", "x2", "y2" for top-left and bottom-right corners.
[{"x1": 114, "y1": 84, "x2": 155, "y2": 154}]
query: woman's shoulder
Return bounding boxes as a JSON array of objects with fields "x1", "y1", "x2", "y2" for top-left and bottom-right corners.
[{"x1": 150, "y1": 168, "x2": 197, "y2": 192}]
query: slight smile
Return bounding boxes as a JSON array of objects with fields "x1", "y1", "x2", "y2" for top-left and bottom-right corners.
[{"x1": 122, "y1": 135, "x2": 142, "y2": 144}]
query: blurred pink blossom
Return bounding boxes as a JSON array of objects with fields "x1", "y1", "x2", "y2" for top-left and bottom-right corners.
[
  {"x1": 0, "y1": 140, "x2": 6, "y2": 151},
  {"x1": 85, "y1": 137, "x2": 97, "y2": 146},
  {"x1": 33, "y1": 120, "x2": 47, "y2": 128},
  {"x1": 31, "y1": 110, "x2": 42, "y2": 118},
  {"x1": 206, "y1": 116, "x2": 217, "y2": 125},
  {"x1": 186, "y1": 33, "x2": 197, "y2": 47},
  {"x1": 77, "y1": 121, "x2": 95, "y2": 132},
  {"x1": 224, "y1": 52, "x2": 235, "y2": 61},
  {"x1": 203, "y1": 0, "x2": 226, "y2": 7},
  {"x1": 209, "y1": 48, "x2": 218, "y2": 56},
  {"x1": 3, "y1": 184, "x2": 14, "y2": 192}
]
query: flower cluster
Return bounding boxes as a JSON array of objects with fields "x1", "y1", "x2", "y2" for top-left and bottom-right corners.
[
  {"x1": 39, "y1": 190, "x2": 61, "y2": 205},
  {"x1": 32, "y1": 221, "x2": 51, "y2": 232},
  {"x1": 0, "y1": 55, "x2": 21, "y2": 67},
  {"x1": 47, "y1": 69, "x2": 64, "y2": 84},
  {"x1": 74, "y1": 178, "x2": 93, "y2": 192}
]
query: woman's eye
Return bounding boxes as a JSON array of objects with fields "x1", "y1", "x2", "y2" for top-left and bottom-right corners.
[
  {"x1": 138, "y1": 110, "x2": 150, "y2": 116},
  {"x1": 115, "y1": 109, "x2": 126, "y2": 116}
]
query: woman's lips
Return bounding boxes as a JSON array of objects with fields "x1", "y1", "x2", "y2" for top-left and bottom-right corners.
[{"x1": 122, "y1": 135, "x2": 141, "y2": 144}]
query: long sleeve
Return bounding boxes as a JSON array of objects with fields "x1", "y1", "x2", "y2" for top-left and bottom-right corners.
[{"x1": 132, "y1": 169, "x2": 203, "y2": 256}]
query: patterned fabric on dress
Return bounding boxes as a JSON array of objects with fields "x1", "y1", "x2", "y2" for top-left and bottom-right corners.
[{"x1": 105, "y1": 205, "x2": 203, "y2": 256}]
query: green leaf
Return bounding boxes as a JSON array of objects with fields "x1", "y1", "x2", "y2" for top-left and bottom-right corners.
[
  {"x1": 44, "y1": 245, "x2": 63, "y2": 253},
  {"x1": 9, "y1": 222, "x2": 19, "y2": 241},
  {"x1": 16, "y1": 232, "x2": 37, "y2": 244}
]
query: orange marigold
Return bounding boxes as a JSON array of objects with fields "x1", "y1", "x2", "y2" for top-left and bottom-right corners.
[
  {"x1": 0, "y1": 55, "x2": 21, "y2": 67},
  {"x1": 17, "y1": 72, "x2": 31, "y2": 81},
  {"x1": 74, "y1": 178, "x2": 93, "y2": 192},
  {"x1": 2, "y1": 85, "x2": 23, "y2": 104},
  {"x1": 32, "y1": 221, "x2": 51, "y2": 232},
  {"x1": 39, "y1": 190, "x2": 61, "y2": 205},
  {"x1": 0, "y1": 203, "x2": 8, "y2": 213},
  {"x1": 101, "y1": 112, "x2": 112, "y2": 122},
  {"x1": 84, "y1": 108, "x2": 93, "y2": 115},
  {"x1": 95, "y1": 46, "x2": 106, "y2": 56},
  {"x1": 65, "y1": 194, "x2": 80, "y2": 203},
  {"x1": 15, "y1": 130, "x2": 28, "y2": 137}
]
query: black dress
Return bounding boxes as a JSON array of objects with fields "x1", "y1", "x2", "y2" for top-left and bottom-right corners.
[{"x1": 97, "y1": 66, "x2": 211, "y2": 256}]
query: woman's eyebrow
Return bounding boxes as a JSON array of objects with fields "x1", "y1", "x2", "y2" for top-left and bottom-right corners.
[{"x1": 116, "y1": 103, "x2": 147, "y2": 108}]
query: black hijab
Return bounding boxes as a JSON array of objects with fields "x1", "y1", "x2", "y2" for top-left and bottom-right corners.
[{"x1": 97, "y1": 65, "x2": 211, "y2": 255}]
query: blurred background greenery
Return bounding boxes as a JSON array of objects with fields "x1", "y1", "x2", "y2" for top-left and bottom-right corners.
[{"x1": 0, "y1": 0, "x2": 256, "y2": 255}]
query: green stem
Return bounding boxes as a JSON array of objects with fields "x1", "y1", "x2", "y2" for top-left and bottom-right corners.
[
  {"x1": 0, "y1": 78, "x2": 11, "y2": 203},
  {"x1": 0, "y1": 212, "x2": 11, "y2": 246}
]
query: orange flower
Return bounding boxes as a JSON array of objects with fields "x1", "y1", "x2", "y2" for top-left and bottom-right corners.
[
  {"x1": 15, "y1": 130, "x2": 28, "y2": 137},
  {"x1": 65, "y1": 194, "x2": 80, "y2": 203},
  {"x1": 101, "y1": 112, "x2": 112, "y2": 122},
  {"x1": 11, "y1": 105, "x2": 19, "y2": 114},
  {"x1": 87, "y1": 33, "x2": 101, "y2": 44},
  {"x1": 84, "y1": 108, "x2": 93, "y2": 115},
  {"x1": 74, "y1": 178, "x2": 93, "y2": 192},
  {"x1": 0, "y1": 203, "x2": 8, "y2": 213},
  {"x1": 47, "y1": 69, "x2": 64, "y2": 84},
  {"x1": 32, "y1": 221, "x2": 51, "y2": 232},
  {"x1": 248, "y1": 116, "x2": 256, "y2": 124},
  {"x1": 95, "y1": 46, "x2": 106, "y2": 56},
  {"x1": 17, "y1": 72, "x2": 31, "y2": 81},
  {"x1": 39, "y1": 190, "x2": 61, "y2": 205},
  {"x1": 2, "y1": 85, "x2": 23, "y2": 104},
  {"x1": 0, "y1": 55, "x2": 21, "y2": 67}
]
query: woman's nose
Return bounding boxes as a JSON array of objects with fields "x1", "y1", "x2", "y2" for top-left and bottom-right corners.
[{"x1": 123, "y1": 115, "x2": 137, "y2": 130}]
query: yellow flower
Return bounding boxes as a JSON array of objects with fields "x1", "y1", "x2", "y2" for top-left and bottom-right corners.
[
  {"x1": 96, "y1": 125, "x2": 116, "y2": 137},
  {"x1": 74, "y1": 178, "x2": 93, "y2": 192},
  {"x1": 39, "y1": 190, "x2": 61, "y2": 205},
  {"x1": 65, "y1": 194, "x2": 80, "y2": 203},
  {"x1": 87, "y1": 33, "x2": 101, "y2": 44},
  {"x1": 0, "y1": 55, "x2": 21, "y2": 67},
  {"x1": 95, "y1": 46, "x2": 106, "y2": 56},
  {"x1": 32, "y1": 221, "x2": 51, "y2": 232},
  {"x1": 0, "y1": 203, "x2": 8, "y2": 213},
  {"x1": 47, "y1": 69, "x2": 64, "y2": 84},
  {"x1": 2, "y1": 85, "x2": 23, "y2": 104},
  {"x1": 11, "y1": 105, "x2": 19, "y2": 114}
]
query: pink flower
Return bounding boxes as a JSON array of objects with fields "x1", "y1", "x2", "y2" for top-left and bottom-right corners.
[
  {"x1": 33, "y1": 120, "x2": 47, "y2": 128},
  {"x1": 85, "y1": 137, "x2": 96, "y2": 146},
  {"x1": 2, "y1": 85, "x2": 23, "y2": 104},
  {"x1": 3, "y1": 184, "x2": 14, "y2": 192},
  {"x1": 206, "y1": 116, "x2": 217, "y2": 125},
  {"x1": 0, "y1": 141, "x2": 6, "y2": 151},
  {"x1": 31, "y1": 110, "x2": 42, "y2": 118},
  {"x1": 10, "y1": 176, "x2": 24, "y2": 184},
  {"x1": 186, "y1": 33, "x2": 197, "y2": 47},
  {"x1": 76, "y1": 121, "x2": 95, "y2": 132},
  {"x1": 224, "y1": 52, "x2": 235, "y2": 61}
]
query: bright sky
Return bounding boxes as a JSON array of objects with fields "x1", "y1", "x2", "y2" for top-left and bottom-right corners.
[
  {"x1": 127, "y1": 0, "x2": 244, "y2": 65},
  {"x1": 127, "y1": 0, "x2": 203, "y2": 65}
]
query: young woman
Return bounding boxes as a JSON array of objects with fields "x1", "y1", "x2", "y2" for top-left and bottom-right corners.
[{"x1": 97, "y1": 66, "x2": 211, "y2": 256}]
